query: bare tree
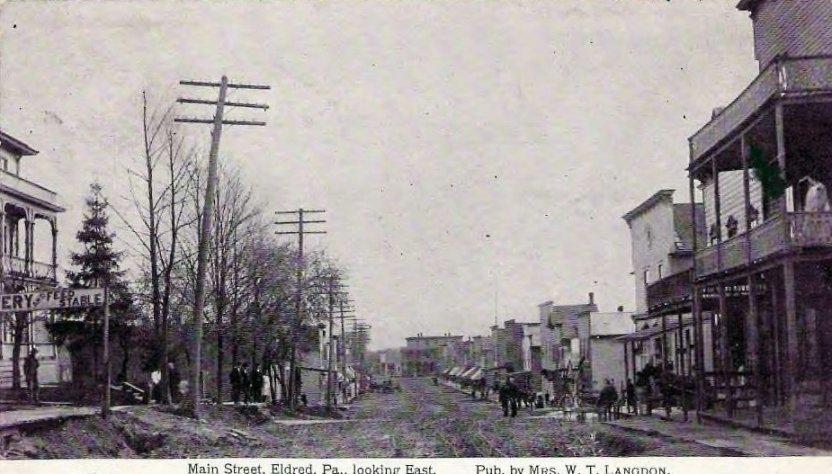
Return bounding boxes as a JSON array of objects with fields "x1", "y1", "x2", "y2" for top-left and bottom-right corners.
[{"x1": 115, "y1": 91, "x2": 197, "y2": 403}]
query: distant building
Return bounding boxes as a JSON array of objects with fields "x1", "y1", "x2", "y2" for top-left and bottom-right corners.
[
  {"x1": 401, "y1": 333, "x2": 463, "y2": 376},
  {"x1": 0, "y1": 130, "x2": 65, "y2": 390},
  {"x1": 538, "y1": 294, "x2": 598, "y2": 396},
  {"x1": 577, "y1": 310, "x2": 634, "y2": 392}
]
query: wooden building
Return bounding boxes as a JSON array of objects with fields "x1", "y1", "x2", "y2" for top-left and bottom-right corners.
[{"x1": 687, "y1": 0, "x2": 832, "y2": 440}]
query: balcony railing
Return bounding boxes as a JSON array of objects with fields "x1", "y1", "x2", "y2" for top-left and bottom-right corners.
[
  {"x1": 694, "y1": 212, "x2": 832, "y2": 278},
  {"x1": 2, "y1": 255, "x2": 57, "y2": 281},
  {"x1": 690, "y1": 56, "x2": 832, "y2": 162},
  {"x1": 0, "y1": 169, "x2": 59, "y2": 207},
  {"x1": 646, "y1": 269, "x2": 693, "y2": 311}
]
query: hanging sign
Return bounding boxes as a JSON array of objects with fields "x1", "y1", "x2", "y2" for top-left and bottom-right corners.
[{"x1": 0, "y1": 288, "x2": 105, "y2": 313}]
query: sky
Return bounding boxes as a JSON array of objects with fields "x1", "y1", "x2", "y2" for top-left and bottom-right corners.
[{"x1": 0, "y1": 0, "x2": 758, "y2": 350}]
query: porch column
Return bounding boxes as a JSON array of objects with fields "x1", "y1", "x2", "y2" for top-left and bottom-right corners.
[
  {"x1": 678, "y1": 311, "x2": 688, "y2": 421},
  {"x1": 742, "y1": 133, "x2": 764, "y2": 427},
  {"x1": 661, "y1": 312, "x2": 670, "y2": 418},
  {"x1": 775, "y1": 102, "x2": 799, "y2": 414},
  {"x1": 718, "y1": 282, "x2": 733, "y2": 418},
  {"x1": 713, "y1": 157, "x2": 723, "y2": 270},
  {"x1": 51, "y1": 219, "x2": 58, "y2": 270},
  {"x1": 689, "y1": 167, "x2": 706, "y2": 421},
  {"x1": 24, "y1": 218, "x2": 33, "y2": 275},
  {"x1": 0, "y1": 207, "x2": 5, "y2": 272},
  {"x1": 624, "y1": 340, "x2": 630, "y2": 386},
  {"x1": 783, "y1": 261, "x2": 799, "y2": 414}
]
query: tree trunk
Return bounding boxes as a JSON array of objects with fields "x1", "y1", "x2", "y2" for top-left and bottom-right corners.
[{"x1": 11, "y1": 312, "x2": 25, "y2": 391}]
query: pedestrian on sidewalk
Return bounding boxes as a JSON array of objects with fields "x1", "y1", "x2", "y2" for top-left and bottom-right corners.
[
  {"x1": 169, "y1": 362, "x2": 181, "y2": 404},
  {"x1": 230, "y1": 364, "x2": 242, "y2": 404},
  {"x1": 498, "y1": 381, "x2": 510, "y2": 417},
  {"x1": 626, "y1": 379, "x2": 637, "y2": 415},
  {"x1": 23, "y1": 347, "x2": 40, "y2": 403},
  {"x1": 241, "y1": 363, "x2": 251, "y2": 404},
  {"x1": 251, "y1": 364, "x2": 263, "y2": 403}
]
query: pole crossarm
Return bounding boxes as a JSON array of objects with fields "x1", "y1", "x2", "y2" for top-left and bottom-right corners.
[
  {"x1": 175, "y1": 118, "x2": 267, "y2": 126},
  {"x1": 180, "y1": 80, "x2": 271, "y2": 90},
  {"x1": 177, "y1": 98, "x2": 269, "y2": 109}
]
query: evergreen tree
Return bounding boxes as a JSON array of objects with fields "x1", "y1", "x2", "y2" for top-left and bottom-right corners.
[{"x1": 49, "y1": 182, "x2": 134, "y2": 386}]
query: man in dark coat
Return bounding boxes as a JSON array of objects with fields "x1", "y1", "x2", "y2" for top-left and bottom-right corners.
[
  {"x1": 23, "y1": 348, "x2": 40, "y2": 403},
  {"x1": 251, "y1": 364, "x2": 263, "y2": 403},
  {"x1": 230, "y1": 364, "x2": 242, "y2": 404},
  {"x1": 241, "y1": 363, "x2": 251, "y2": 404},
  {"x1": 498, "y1": 381, "x2": 510, "y2": 417}
]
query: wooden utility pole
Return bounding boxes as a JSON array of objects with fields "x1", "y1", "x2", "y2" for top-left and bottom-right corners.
[
  {"x1": 102, "y1": 280, "x2": 111, "y2": 419},
  {"x1": 275, "y1": 208, "x2": 326, "y2": 411},
  {"x1": 176, "y1": 76, "x2": 268, "y2": 416}
]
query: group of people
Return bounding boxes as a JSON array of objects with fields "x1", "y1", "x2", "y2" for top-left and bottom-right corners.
[
  {"x1": 495, "y1": 378, "x2": 544, "y2": 417},
  {"x1": 229, "y1": 362, "x2": 264, "y2": 404}
]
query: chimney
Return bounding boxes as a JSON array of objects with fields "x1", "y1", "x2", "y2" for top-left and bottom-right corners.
[
  {"x1": 617, "y1": 305, "x2": 624, "y2": 312},
  {"x1": 588, "y1": 292, "x2": 595, "y2": 306}
]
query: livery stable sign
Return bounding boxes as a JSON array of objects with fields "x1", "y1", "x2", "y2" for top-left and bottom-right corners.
[{"x1": 0, "y1": 288, "x2": 105, "y2": 313}]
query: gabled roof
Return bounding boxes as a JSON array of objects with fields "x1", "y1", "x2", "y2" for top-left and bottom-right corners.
[
  {"x1": 0, "y1": 130, "x2": 38, "y2": 156},
  {"x1": 622, "y1": 189, "x2": 675, "y2": 224}
]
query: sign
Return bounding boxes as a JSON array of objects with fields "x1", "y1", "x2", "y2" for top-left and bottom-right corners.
[{"x1": 0, "y1": 288, "x2": 105, "y2": 313}]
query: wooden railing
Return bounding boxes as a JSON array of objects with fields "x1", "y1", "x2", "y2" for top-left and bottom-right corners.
[
  {"x1": 789, "y1": 212, "x2": 832, "y2": 247},
  {"x1": 691, "y1": 56, "x2": 832, "y2": 162},
  {"x1": 2, "y1": 255, "x2": 57, "y2": 281},
  {"x1": 646, "y1": 269, "x2": 692, "y2": 310}
]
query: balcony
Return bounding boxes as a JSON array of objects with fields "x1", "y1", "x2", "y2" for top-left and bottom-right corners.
[
  {"x1": 694, "y1": 212, "x2": 832, "y2": 278},
  {"x1": 691, "y1": 56, "x2": 832, "y2": 163},
  {"x1": 2, "y1": 255, "x2": 57, "y2": 282},
  {"x1": 646, "y1": 269, "x2": 693, "y2": 312},
  {"x1": 0, "y1": 169, "x2": 60, "y2": 210}
]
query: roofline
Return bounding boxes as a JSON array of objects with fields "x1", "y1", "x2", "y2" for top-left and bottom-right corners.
[
  {"x1": 0, "y1": 130, "x2": 39, "y2": 156},
  {"x1": 622, "y1": 189, "x2": 675, "y2": 223},
  {"x1": 736, "y1": 0, "x2": 758, "y2": 12}
]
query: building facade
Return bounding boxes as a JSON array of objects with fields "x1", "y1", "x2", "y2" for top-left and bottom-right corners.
[
  {"x1": 0, "y1": 130, "x2": 65, "y2": 390},
  {"x1": 576, "y1": 311, "x2": 633, "y2": 392},
  {"x1": 401, "y1": 334, "x2": 463, "y2": 376},
  {"x1": 687, "y1": 0, "x2": 832, "y2": 439}
]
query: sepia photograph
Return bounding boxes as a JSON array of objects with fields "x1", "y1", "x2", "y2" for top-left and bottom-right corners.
[{"x1": 1, "y1": 0, "x2": 832, "y2": 468}]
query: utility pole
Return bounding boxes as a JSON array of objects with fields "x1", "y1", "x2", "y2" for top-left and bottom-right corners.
[
  {"x1": 101, "y1": 278, "x2": 111, "y2": 419},
  {"x1": 176, "y1": 76, "x2": 268, "y2": 416},
  {"x1": 275, "y1": 208, "x2": 326, "y2": 411},
  {"x1": 325, "y1": 274, "x2": 336, "y2": 410}
]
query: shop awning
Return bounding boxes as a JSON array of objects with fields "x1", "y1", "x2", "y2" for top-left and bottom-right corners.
[
  {"x1": 448, "y1": 367, "x2": 463, "y2": 377},
  {"x1": 459, "y1": 367, "x2": 477, "y2": 379},
  {"x1": 468, "y1": 367, "x2": 484, "y2": 381},
  {"x1": 615, "y1": 316, "x2": 695, "y2": 342}
]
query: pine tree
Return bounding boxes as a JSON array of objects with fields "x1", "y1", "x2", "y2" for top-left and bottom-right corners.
[{"x1": 49, "y1": 182, "x2": 134, "y2": 387}]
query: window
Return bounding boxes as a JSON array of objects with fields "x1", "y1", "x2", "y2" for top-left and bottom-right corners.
[
  {"x1": 643, "y1": 269, "x2": 650, "y2": 286},
  {"x1": 657, "y1": 264, "x2": 663, "y2": 279}
]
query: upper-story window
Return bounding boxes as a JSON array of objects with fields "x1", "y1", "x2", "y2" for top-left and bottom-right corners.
[
  {"x1": 657, "y1": 264, "x2": 663, "y2": 280},
  {"x1": 643, "y1": 269, "x2": 650, "y2": 287},
  {"x1": 0, "y1": 156, "x2": 7, "y2": 172}
]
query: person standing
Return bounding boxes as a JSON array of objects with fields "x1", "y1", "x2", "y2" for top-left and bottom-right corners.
[
  {"x1": 169, "y1": 362, "x2": 181, "y2": 403},
  {"x1": 626, "y1": 378, "x2": 637, "y2": 415},
  {"x1": 251, "y1": 364, "x2": 263, "y2": 403},
  {"x1": 498, "y1": 381, "x2": 510, "y2": 417},
  {"x1": 241, "y1": 363, "x2": 251, "y2": 404},
  {"x1": 230, "y1": 364, "x2": 242, "y2": 404},
  {"x1": 23, "y1": 348, "x2": 40, "y2": 403}
]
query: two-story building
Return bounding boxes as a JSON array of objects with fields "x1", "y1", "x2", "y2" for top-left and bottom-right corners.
[
  {"x1": 538, "y1": 294, "x2": 598, "y2": 397},
  {"x1": 686, "y1": 0, "x2": 832, "y2": 440},
  {"x1": 0, "y1": 130, "x2": 65, "y2": 392},
  {"x1": 577, "y1": 310, "x2": 634, "y2": 393},
  {"x1": 621, "y1": 189, "x2": 712, "y2": 416}
]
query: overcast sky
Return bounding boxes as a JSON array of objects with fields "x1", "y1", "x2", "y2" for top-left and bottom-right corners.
[{"x1": 0, "y1": 1, "x2": 757, "y2": 350}]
